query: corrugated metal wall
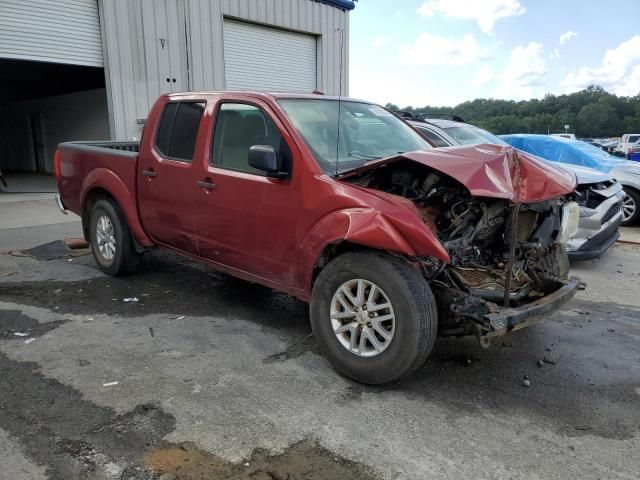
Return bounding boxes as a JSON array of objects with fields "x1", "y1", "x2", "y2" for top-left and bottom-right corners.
[
  {"x1": 100, "y1": 0, "x2": 349, "y2": 140},
  {"x1": 0, "y1": 0, "x2": 103, "y2": 67}
]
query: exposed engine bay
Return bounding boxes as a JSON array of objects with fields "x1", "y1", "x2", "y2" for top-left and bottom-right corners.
[{"x1": 345, "y1": 159, "x2": 574, "y2": 337}]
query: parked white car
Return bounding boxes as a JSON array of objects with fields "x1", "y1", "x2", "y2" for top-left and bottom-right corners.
[{"x1": 615, "y1": 133, "x2": 640, "y2": 157}]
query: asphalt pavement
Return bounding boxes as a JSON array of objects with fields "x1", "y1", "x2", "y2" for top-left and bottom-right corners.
[{"x1": 1, "y1": 195, "x2": 639, "y2": 479}]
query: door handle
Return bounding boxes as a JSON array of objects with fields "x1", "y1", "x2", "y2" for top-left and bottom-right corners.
[
  {"x1": 142, "y1": 168, "x2": 157, "y2": 178},
  {"x1": 197, "y1": 179, "x2": 216, "y2": 191}
]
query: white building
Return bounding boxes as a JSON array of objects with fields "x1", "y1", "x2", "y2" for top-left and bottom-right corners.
[{"x1": 0, "y1": 0, "x2": 354, "y2": 173}]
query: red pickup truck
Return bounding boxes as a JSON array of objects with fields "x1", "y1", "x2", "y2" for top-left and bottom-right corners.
[{"x1": 55, "y1": 92, "x2": 582, "y2": 384}]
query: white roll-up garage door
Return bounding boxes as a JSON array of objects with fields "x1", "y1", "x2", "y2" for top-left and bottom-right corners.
[
  {"x1": 0, "y1": 0, "x2": 103, "y2": 67},
  {"x1": 223, "y1": 19, "x2": 317, "y2": 93}
]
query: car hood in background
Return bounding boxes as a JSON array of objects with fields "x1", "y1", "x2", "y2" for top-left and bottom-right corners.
[
  {"x1": 339, "y1": 143, "x2": 577, "y2": 203},
  {"x1": 555, "y1": 163, "x2": 614, "y2": 185}
]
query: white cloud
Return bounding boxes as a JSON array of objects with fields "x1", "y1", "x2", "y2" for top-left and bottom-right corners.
[
  {"x1": 372, "y1": 35, "x2": 391, "y2": 49},
  {"x1": 494, "y1": 42, "x2": 547, "y2": 99},
  {"x1": 562, "y1": 35, "x2": 640, "y2": 96},
  {"x1": 473, "y1": 64, "x2": 493, "y2": 86},
  {"x1": 558, "y1": 30, "x2": 577, "y2": 45},
  {"x1": 349, "y1": 64, "x2": 471, "y2": 107},
  {"x1": 549, "y1": 48, "x2": 560, "y2": 60},
  {"x1": 416, "y1": 0, "x2": 526, "y2": 34},
  {"x1": 399, "y1": 33, "x2": 484, "y2": 66}
]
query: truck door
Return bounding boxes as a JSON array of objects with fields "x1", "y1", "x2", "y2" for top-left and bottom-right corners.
[
  {"x1": 195, "y1": 101, "x2": 300, "y2": 286},
  {"x1": 137, "y1": 100, "x2": 205, "y2": 254}
]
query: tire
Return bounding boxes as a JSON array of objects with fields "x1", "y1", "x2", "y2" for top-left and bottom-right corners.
[
  {"x1": 621, "y1": 188, "x2": 640, "y2": 226},
  {"x1": 89, "y1": 198, "x2": 141, "y2": 275},
  {"x1": 310, "y1": 251, "x2": 438, "y2": 384}
]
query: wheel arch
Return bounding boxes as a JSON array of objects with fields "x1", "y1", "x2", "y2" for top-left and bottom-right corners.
[
  {"x1": 80, "y1": 169, "x2": 154, "y2": 247},
  {"x1": 298, "y1": 208, "x2": 449, "y2": 296}
]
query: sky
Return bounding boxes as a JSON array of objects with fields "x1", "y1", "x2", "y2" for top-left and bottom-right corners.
[{"x1": 348, "y1": 0, "x2": 640, "y2": 107}]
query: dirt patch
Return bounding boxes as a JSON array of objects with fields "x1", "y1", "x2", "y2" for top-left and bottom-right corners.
[
  {"x1": 145, "y1": 439, "x2": 377, "y2": 480},
  {"x1": 0, "y1": 350, "x2": 175, "y2": 478},
  {"x1": 0, "y1": 350, "x2": 378, "y2": 479}
]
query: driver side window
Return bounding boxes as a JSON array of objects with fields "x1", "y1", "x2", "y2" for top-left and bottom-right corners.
[{"x1": 211, "y1": 103, "x2": 291, "y2": 175}]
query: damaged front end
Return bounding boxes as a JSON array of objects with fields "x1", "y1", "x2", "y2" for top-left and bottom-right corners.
[{"x1": 341, "y1": 146, "x2": 585, "y2": 343}]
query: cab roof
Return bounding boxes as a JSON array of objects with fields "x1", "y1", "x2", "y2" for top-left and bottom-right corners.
[{"x1": 165, "y1": 91, "x2": 373, "y2": 104}]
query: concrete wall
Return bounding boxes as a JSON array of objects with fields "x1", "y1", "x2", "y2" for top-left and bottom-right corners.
[{"x1": 0, "y1": 88, "x2": 110, "y2": 173}]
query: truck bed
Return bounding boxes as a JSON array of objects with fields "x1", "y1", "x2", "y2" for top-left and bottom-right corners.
[
  {"x1": 64, "y1": 141, "x2": 140, "y2": 154},
  {"x1": 56, "y1": 141, "x2": 140, "y2": 217}
]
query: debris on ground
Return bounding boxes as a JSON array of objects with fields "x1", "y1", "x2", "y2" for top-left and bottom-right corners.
[
  {"x1": 123, "y1": 297, "x2": 139, "y2": 303},
  {"x1": 543, "y1": 357, "x2": 557, "y2": 365},
  {"x1": 13, "y1": 332, "x2": 28, "y2": 337},
  {"x1": 523, "y1": 376, "x2": 531, "y2": 387},
  {"x1": 24, "y1": 338, "x2": 36, "y2": 344},
  {"x1": 64, "y1": 237, "x2": 90, "y2": 249},
  {"x1": 103, "y1": 381, "x2": 119, "y2": 387},
  {"x1": 537, "y1": 360, "x2": 544, "y2": 368},
  {"x1": 149, "y1": 327, "x2": 155, "y2": 337}
]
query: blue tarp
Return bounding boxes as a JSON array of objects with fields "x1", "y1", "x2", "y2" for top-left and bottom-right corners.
[
  {"x1": 500, "y1": 134, "x2": 626, "y2": 174},
  {"x1": 316, "y1": 0, "x2": 356, "y2": 10}
]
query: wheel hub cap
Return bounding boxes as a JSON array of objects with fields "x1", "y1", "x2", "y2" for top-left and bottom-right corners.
[
  {"x1": 330, "y1": 279, "x2": 395, "y2": 358},
  {"x1": 622, "y1": 194, "x2": 635, "y2": 222},
  {"x1": 96, "y1": 215, "x2": 116, "y2": 261}
]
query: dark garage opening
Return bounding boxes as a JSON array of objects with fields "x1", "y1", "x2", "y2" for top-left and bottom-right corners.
[{"x1": 0, "y1": 59, "x2": 110, "y2": 175}]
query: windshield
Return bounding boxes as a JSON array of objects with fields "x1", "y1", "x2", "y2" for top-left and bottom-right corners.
[
  {"x1": 278, "y1": 99, "x2": 430, "y2": 174},
  {"x1": 442, "y1": 125, "x2": 507, "y2": 146}
]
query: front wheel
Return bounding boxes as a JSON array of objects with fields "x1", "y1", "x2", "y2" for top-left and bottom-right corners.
[
  {"x1": 89, "y1": 198, "x2": 141, "y2": 275},
  {"x1": 621, "y1": 188, "x2": 640, "y2": 226},
  {"x1": 310, "y1": 251, "x2": 438, "y2": 384}
]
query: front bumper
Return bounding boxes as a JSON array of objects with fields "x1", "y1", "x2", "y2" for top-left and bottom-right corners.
[
  {"x1": 566, "y1": 188, "x2": 624, "y2": 261},
  {"x1": 482, "y1": 277, "x2": 583, "y2": 338}
]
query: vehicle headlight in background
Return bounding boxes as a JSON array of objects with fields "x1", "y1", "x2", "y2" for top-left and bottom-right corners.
[{"x1": 557, "y1": 202, "x2": 580, "y2": 244}]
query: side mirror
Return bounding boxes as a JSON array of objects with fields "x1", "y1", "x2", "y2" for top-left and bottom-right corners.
[{"x1": 248, "y1": 145, "x2": 287, "y2": 179}]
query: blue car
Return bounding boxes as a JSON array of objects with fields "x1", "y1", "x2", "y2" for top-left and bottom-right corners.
[{"x1": 501, "y1": 134, "x2": 640, "y2": 227}]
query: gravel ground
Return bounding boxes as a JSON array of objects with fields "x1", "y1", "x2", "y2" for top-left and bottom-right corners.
[{"x1": 1, "y1": 211, "x2": 639, "y2": 479}]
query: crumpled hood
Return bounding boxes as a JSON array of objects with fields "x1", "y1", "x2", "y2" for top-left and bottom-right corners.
[{"x1": 340, "y1": 144, "x2": 577, "y2": 203}]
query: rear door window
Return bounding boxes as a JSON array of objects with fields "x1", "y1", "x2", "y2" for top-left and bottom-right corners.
[{"x1": 156, "y1": 102, "x2": 205, "y2": 161}]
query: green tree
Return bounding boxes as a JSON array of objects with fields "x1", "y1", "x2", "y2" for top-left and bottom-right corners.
[
  {"x1": 576, "y1": 103, "x2": 621, "y2": 137},
  {"x1": 387, "y1": 86, "x2": 640, "y2": 138}
]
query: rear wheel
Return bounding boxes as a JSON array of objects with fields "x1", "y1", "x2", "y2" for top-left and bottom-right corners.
[
  {"x1": 310, "y1": 251, "x2": 437, "y2": 384},
  {"x1": 89, "y1": 198, "x2": 141, "y2": 275},
  {"x1": 621, "y1": 188, "x2": 640, "y2": 226}
]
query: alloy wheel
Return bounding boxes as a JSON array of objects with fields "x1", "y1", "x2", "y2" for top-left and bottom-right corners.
[
  {"x1": 622, "y1": 194, "x2": 636, "y2": 222},
  {"x1": 330, "y1": 279, "x2": 395, "y2": 357},
  {"x1": 96, "y1": 215, "x2": 116, "y2": 261}
]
